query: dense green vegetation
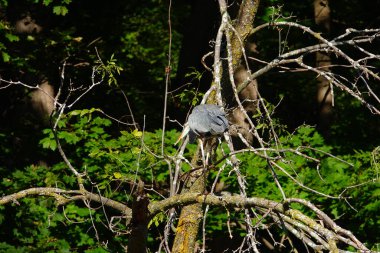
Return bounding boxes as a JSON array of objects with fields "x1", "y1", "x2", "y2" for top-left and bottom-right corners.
[{"x1": 0, "y1": 0, "x2": 379, "y2": 252}]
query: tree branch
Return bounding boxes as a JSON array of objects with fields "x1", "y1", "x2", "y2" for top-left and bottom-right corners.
[
  {"x1": 150, "y1": 193, "x2": 369, "y2": 252},
  {"x1": 0, "y1": 187, "x2": 132, "y2": 217}
]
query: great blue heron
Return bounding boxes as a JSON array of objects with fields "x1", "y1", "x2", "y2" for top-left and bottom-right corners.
[{"x1": 176, "y1": 104, "x2": 229, "y2": 164}]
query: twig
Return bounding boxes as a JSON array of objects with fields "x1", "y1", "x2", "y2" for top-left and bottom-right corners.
[{"x1": 161, "y1": 0, "x2": 173, "y2": 156}]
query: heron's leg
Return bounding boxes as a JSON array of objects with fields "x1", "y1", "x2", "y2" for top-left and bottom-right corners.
[
  {"x1": 205, "y1": 151, "x2": 210, "y2": 166},
  {"x1": 198, "y1": 138, "x2": 206, "y2": 167},
  {"x1": 205, "y1": 140, "x2": 212, "y2": 166}
]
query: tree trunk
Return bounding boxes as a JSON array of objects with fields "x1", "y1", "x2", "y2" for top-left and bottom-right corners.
[
  {"x1": 172, "y1": 151, "x2": 207, "y2": 253},
  {"x1": 223, "y1": 0, "x2": 260, "y2": 147},
  {"x1": 127, "y1": 181, "x2": 149, "y2": 253},
  {"x1": 30, "y1": 80, "x2": 55, "y2": 122},
  {"x1": 314, "y1": 0, "x2": 332, "y2": 135}
]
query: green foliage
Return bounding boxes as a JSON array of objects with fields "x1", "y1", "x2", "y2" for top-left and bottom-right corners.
[
  {"x1": 120, "y1": 7, "x2": 180, "y2": 81},
  {"x1": 175, "y1": 68, "x2": 206, "y2": 106},
  {"x1": 1, "y1": 0, "x2": 379, "y2": 251},
  {"x1": 33, "y1": 110, "x2": 377, "y2": 252},
  {"x1": 1, "y1": 108, "x2": 183, "y2": 251},
  {"x1": 1, "y1": 156, "x2": 113, "y2": 250},
  {"x1": 0, "y1": 19, "x2": 12, "y2": 63},
  {"x1": 52, "y1": 6, "x2": 69, "y2": 16},
  {"x1": 176, "y1": 89, "x2": 204, "y2": 106},
  {"x1": 5, "y1": 33, "x2": 19, "y2": 42},
  {"x1": 261, "y1": 5, "x2": 287, "y2": 23},
  {"x1": 1, "y1": 51, "x2": 10, "y2": 62},
  {"x1": 39, "y1": 108, "x2": 180, "y2": 196},
  {"x1": 41, "y1": 0, "x2": 72, "y2": 16},
  {"x1": 148, "y1": 212, "x2": 166, "y2": 228},
  {"x1": 206, "y1": 125, "x2": 380, "y2": 248},
  {"x1": 95, "y1": 54, "x2": 123, "y2": 86}
]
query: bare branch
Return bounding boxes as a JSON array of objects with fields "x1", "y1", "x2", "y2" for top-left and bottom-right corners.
[{"x1": 0, "y1": 187, "x2": 131, "y2": 217}]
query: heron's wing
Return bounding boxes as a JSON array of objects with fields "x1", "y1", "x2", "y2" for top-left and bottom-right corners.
[
  {"x1": 188, "y1": 109, "x2": 210, "y2": 135},
  {"x1": 218, "y1": 115, "x2": 229, "y2": 128},
  {"x1": 188, "y1": 104, "x2": 229, "y2": 137},
  {"x1": 208, "y1": 110, "x2": 229, "y2": 135}
]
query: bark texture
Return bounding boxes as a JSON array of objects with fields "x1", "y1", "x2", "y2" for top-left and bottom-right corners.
[
  {"x1": 226, "y1": 0, "x2": 260, "y2": 147},
  {"x1": 127, "y1": 181, "x2": 149, "y2": 253},
  {"x1": 30, "y1": 80, "x2": 55, "y2": 120},
  {"x1": 171, "y1": 151, "x2": 207, "y2": 253},
  {"x1": 314, "y1": 0, "x2": 332, "y2": 135}
]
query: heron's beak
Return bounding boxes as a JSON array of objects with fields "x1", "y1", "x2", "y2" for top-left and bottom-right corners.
[{"x1": 175, "y1": 124, "x2": 190, "y2": 145}]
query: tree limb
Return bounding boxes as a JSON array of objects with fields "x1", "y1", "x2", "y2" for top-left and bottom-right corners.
[{"x1": 0, "y1": 187, "x2": 132, "y2": 217}]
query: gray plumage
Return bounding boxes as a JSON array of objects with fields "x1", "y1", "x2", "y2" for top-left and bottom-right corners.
[{"x1": 187, "y1": 104, "x2": 229, "y2": 143}]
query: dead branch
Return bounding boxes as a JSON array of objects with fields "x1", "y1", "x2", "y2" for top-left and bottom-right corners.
[
  {"x1": 149, "y1": 192, "x2": 370, "y2": 252},
  {"x1": 0, "y1": 187, "x2": 131, "y2": 217}
]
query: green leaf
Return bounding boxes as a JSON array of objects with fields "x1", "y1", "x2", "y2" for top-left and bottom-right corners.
[
  {"x1": 372, "y1": 188, "x2": 380, "y2": 197},
  {"x1": 69, "y1": 110, "x2": 81, "y2": 116},
  {"x1": 80, "y1": 109, "x2": 90, "y2": 116},
  {"x1": 148, "y1": 212, "x2": 165, "y2": 228},
  {"x1": 5, "y1": 33, "x2": 19, "y2": 42},
  {"x1": 113, "y1": 172, "x2": 122, "y2": 179},
  {"x1": 53, "y1": 6, "x2": 69, "y2": 16},
  {"x1": 1, "y1": 52, "x2": 10, "y2": 62},
  {"x1": 256, "y1": 123, "x2": 265, "y2": 130},
  {"x1": 132, "y1": 129, "x2": 143, "y2": 138},
  {"x1": 40, "y1": 137, "x2": 57, "y2": 151},
  {"x1": 42, "y1": 0, "x2": 53, "y2": 6},
  {"x1": 132, "y1": 147, "x2": 141, "y2": 154}
]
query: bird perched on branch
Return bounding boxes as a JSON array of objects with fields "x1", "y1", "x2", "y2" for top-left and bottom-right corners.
[{"x1": 176, "y1": 104, "x2": 229, "y2": 164}]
